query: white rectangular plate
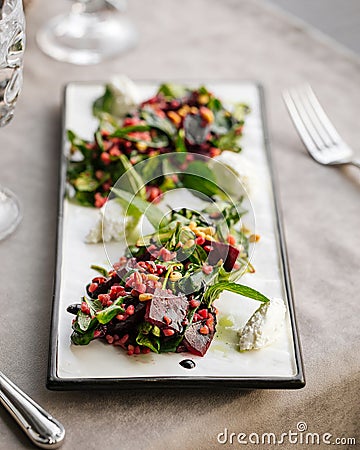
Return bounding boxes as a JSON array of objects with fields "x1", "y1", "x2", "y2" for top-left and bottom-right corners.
[{"x1": 48, "y1": 81, "x2": 305, "y2": 389}]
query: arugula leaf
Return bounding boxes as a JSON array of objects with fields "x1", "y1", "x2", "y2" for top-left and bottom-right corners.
[
  {"x1": 160, "y1": 335, "x2": 184, "y2": 353},
  {"x1": 77, "y1": 311, "x2": 93, "y2": 332},
  {"x1": 178, "y1": 266, "x2": 218, "y2": 295},
  {"x1": 73, "y1": 171, "x2": 109, "y2": 192},
  {"x1": 136, "y1": 322, "x2": 160, "y2": 353},
  {"x1": 93, "y1": 85, "x2": 114, "y2": 117},
  {"x1": 203, "y1": 281, "x2": 270, "y2": 307},
  {"x1": 112, "y1": 188, "x2": 167, "y2": 230},
  {"x1": 71, "y1": 329, "x2": 96, "y2": 345},
  {"x1": 95, "y1": 130, "x2": 105, "y2": 151},
  {"x1": 67, "y1": 129, "x2": 89, "y2": 150},
  {"x1": 216, "y1": 128, "x2": 242, "y2": 152},
  {"x1": 95, "y1": 299, "x2": 125, "y2": 324},
  {"x1": 175, "y1": 129, "x2": 187, "y2": 152},
  {"x1": 90, "y1": 264, "x2": 109, "y2": 278},
  {"x1": 84, "y1": 297, "x2": 103, "y2": 314},
  {"x1": 233, "y1": 103, "x2": 251, "y2": 122},
  {"x1": 116, "y1": 154, "x2": 146, "y2": 199},
  {"x1": 73, "y1": 191, "x2": 95, "y2": 207},
  {"x1": 157, "y1": 83, "x2": 189, "y2": 100},
  {"x1": 182, "y1": 161, "x2": 219, "y2": 197},
  {"x1": 140, "y1": 156, "x2": 163, "y2": 182},
  {"x1": 140, "y1": 108, "x2": 176, "y2": 138},
  {"x1": 111, "y1": 125, "x2": 152, "y2": 138}
]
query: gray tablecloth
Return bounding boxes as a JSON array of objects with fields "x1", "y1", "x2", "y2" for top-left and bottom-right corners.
[{"x1": 0, "y1": 1, "x2": 359, "y2": 449}]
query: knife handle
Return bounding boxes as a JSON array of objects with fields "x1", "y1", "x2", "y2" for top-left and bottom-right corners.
[{"x1": 0, "y1": 371, "x2": 65, "y2": 449}]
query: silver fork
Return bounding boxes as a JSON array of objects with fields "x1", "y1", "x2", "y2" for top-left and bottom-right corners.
[{"x1": 283, "y1": 85, "x2": 360, "y2": 169}]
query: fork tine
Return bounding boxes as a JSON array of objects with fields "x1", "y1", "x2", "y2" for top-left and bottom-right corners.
[
  {"x1": 298, "y1": 86, "x2": 335, "y2": 147},
  {"x1": 283, "y1": 90, "x2": 319, "y2": 153},
  {"x1": 302, "y1": 85, "x2": 342, "y2": 144},
  {"x1": 285, "y1": 89, "x2": 325, "y2": 150}
]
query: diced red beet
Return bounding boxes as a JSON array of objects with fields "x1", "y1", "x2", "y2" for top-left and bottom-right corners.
[
  {"x1": 207, "y1": 241, "x2": 239, "y2": 272},
  {"x1": 145, "y1": 288, "x2": 188, "y2": 333},
  {"x1": 106, "y1": 300, "x2": 146, "y2": 336},
  {"x1": 183, "y1": 314, "x2": 217, "y2": 356}
]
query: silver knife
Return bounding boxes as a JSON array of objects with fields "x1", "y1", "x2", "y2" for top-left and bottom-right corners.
[{"x1": 0, "y1": 371, "x2": 65, "y2": 449}]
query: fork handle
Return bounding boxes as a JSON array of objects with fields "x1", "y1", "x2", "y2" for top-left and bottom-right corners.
[{"x1": 0, "y1": 371, "x2": 65, "y2": 449}]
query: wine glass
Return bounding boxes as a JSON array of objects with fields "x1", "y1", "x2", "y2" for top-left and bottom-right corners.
[
  {"x1": 0, "y1": 0, "x2": 25, "y2": 240},
  {"x1": 36, "y1": 0, "x2": 138, "y2": 65}
]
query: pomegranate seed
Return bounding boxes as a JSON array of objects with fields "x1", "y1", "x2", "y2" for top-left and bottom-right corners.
[
  {"x1": 101, "y1": 180, "x2": 111, "y2": 192},
  {"x1": 92, "y1": 276, "x2": 106, "y2": 284},
  {"x1": 100, "y1": 152, "x2": 111, "y2": 164},
  {"x1": 163, "y1": 328, "x2": 175, "y2": 337},
  {"x1": 93, "y1": 330, "x2": 101, "y2": 338},
  {"x1": 189, "y1": 299, "x2": 200, "y2": 309},
  {"x1": 159, "y1": 247, "x2": 176, "y2": 262},
  {"x1": 118, "y1": 334, "x2": 129, "y2": 345},
  {"x1": 110, "y1": 285, "x2": 125, "y2": 299},
  {"x1": 81, "y1": 302, "x2": 90, "y2": 314},
  {"x1": 98, "y1": 293, "x2": 111, "y2": 305},
  {"x1": 103, "y1": 141, "x2": 113, "y2": 152},
  {"x1": 209, "y1": 147, "x2": 221, "y2": 158},
  {"x1": 141, "y1": 347, "x2": 151, "y2": 354},
  {"x1": 202, "y1": 264, "x2": 213, "y2": 275},
  {"x1": 126, "y1": 305, "x2": 135, "y2": 315},
  {"x1": 94, "y1": 193, "x2": 107, "y2": 208},
  {"x1": 109, "y1": 148, "x2": 121, "y2": 157},
  {"x1": 163, "y1": 315, "x2": 172, "y2": 325},
  {"x1": 203, "y1": 245, "x2": 212, "y2": 252},
  {"x1": 206, "y1": 317, "x2": 214, "y2": 327},
  {"x1": 193, "y1": 314, "x2": 201, "y2": 322},
  {"x1": 106, "y1": 335, "x2": 114, "y2": 344},
  {"x1": 116, "y1": 314, "x2": 125, "y2": 321},
  {"x1": 199, "y1": 326, "x2": 209, "y2": 335},
  {"x1": 134, "y1": 346, "x2": 141, "y2": 354},
  {"x1": 123, "y1": 117, "x2": 141, "y2": 126},
  {"x1": 88, "y1": 282, "x2": 98, "y2": 293},
  {"x1": 106, "y1": 300, "x2": 113, "y2": 306},
  {"x1": 127, "y1": 344, "x2": 135, "y2": 355},
  {"x1": 233, "y1": 262, "x2": 241, "y2": 270},
  {"x1": 146, "y1": 186, "x2": 163, "y2": 203},
  {"x1": 101, "y1": 129, "x2": 110, "y2": 137},
  {"x1": 195, "y1": 236, "x2": 205, "y2": 245},
  {"x1": 95, "y1": 170, "x2": 104, "y2": 180},
  {"x1": 198, "y1": 309, "x2": 208, "y2": 319}
]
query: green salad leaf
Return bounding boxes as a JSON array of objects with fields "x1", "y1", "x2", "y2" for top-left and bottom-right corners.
[
  {"x1": 112, "y1": 187, "x2": 167, "y2": 230},
  {"x1": 203, "y1": 281, "x2": 270, "y2": 307}
]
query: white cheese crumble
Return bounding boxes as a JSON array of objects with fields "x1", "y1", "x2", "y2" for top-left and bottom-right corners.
[
  {"x1": 238, "y1": 297, "x2": 286, "y2": 351},
  {"x1": 85, "y1": 200, "x2": 126, "y2": 244},
  {"x1": 107, "y1": 75, "x2": 140, "y2": 118},
  {"x1": 214, "y1": 151, "x2": 258, "y2": 196}
]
